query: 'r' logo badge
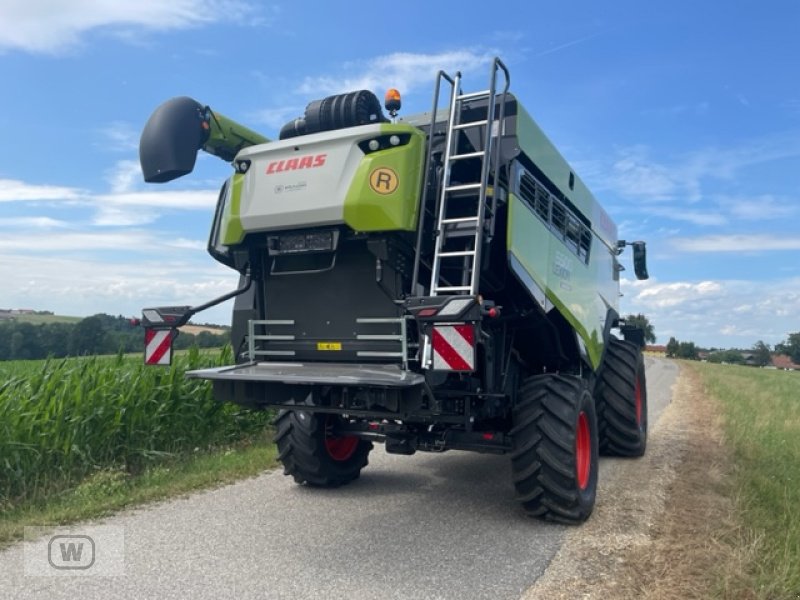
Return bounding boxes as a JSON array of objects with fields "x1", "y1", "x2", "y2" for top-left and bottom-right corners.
[{"x1": 368, "y1": 167, "x2": 399, "y2": 195}]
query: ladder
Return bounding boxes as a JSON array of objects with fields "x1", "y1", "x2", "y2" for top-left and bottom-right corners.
[{"x1": 427, "y1": 58, "x2": 510, "y2": 297}]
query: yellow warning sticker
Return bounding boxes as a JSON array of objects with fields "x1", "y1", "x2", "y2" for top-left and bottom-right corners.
[
  {"x1": 368, "y1": 167, "x2": 399, "y2": 195},
  {"x1": 317, "y1": 342, "x2": 342, "y2": 351}
]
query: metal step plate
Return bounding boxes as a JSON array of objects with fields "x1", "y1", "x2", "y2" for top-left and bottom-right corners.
[{"x1": 187, "y1": 362, "x2": 424, "y2": 387}]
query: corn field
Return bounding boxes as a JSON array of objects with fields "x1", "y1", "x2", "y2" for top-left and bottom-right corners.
[{"x1": 0, "y1": 348, "x2": 272, "y2": 509}]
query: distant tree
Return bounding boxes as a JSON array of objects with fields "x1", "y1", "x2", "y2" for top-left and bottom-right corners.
[
  {"x1": 8, "y1": 322, "x2": 43, "y2": 360},
  {"x1": 752, "y1": 341, "x2": 772, "y2": 367},
  {"x1": 780, "y1": 332, "x2": 800, "y2": 363},
  {"x1": 707, "y1": 349, "x2": 744, "y2": 364},
  {"x1": 676, "y1": 341, "x2": 698, "y2": 360},
  {"x1": 624, "y1": 313, "x2": 656, "y2": 345},
  {"x1": 666, "y1": 336, "x2": 679, "y2": 358},
  {"x1": 70, "y1": 315, "x2": 109, "y2": 356}
]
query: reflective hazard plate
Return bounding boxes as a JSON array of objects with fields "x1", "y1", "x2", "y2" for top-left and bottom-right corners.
[{"x1": 431, "y1": 324, "x2": 475, "y2": 371}]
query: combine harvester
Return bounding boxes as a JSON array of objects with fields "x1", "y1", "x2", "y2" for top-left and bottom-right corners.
[{"x1": 139, "y1": 58, "x2": 649, "y2": 523}]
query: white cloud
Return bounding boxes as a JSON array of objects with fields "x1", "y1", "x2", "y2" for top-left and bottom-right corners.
[
  {"x1": 92, "y1": 206, "x2": 159, "y2": 227},
  {"x1": 106, "y1": 160, "x2": 142, "y2": 194},
  {"x1": 0, "y1": 178, "x2": 83, "y2": 202},
  {"x1": 0, "y1": 0, "x2": 259, "y2": 54},
  {"x1": 647, "y1": 208, "x2": 727, "y2": 226},
  {"x1": 621, "y1": 276, "x2": 800, "y2": 347},
  {"x1": 97, "y1": 190, "x2": 218, "y2": 209},
  {"x1": 0, "y1": 252, "x2": 238, "y2": 324},
  {"x1": 0, "y1": 231, "x2": 206, "y2": 253},
  {"x1": 0, "y1": 216, "x2": 70, "y2": 229},
  {"x1": 533, "y1": 33, "x2": 603, "y2": 58},
  {"x1": 725, "y1": 195, "x2": 799, "y2": 221},
  {"x1": 296, "y1": 50, "x2": 497, "y2": 96},
  {"x1": 632, "y1": 280, "x2": 723, "y2": 308},
  {"x1": 589, "y1": 132, "x2": 800, "y2": 207},
  {"x1": 605, "y1": 146, "x2": 682, "y2": 202},
  {"x1": 673, "y1": 234, "x2": 800, "y2": 252},
  {"x1": 97, "y1": 121, "x2": 139, "y2": 152},
  {"x1": 250, "y1": 106, "x2": 304, "y2": 130}
]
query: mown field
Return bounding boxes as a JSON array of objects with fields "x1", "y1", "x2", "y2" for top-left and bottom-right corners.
[
  {"x1": 0, "y1": 349, "x2": 273, "y2": 517},
  {"x1": 689, "y1": 362, "x2": 800, "y2": 599}
]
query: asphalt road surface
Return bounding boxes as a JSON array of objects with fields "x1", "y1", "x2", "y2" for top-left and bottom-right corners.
[{"x1": 0, "y1": 358, "x2": 677, "y2": 600}]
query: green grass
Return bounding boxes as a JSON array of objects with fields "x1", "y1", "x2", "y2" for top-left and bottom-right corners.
[
  {"x1": 0, "y1": 433, "x2": 277, "y2": 547},
  {"x1": 689, "y1": 362, "x2": 800, "y2": 598},
  {"x1": 0, "y1": 348, "x2": 274, "y2": 512}
]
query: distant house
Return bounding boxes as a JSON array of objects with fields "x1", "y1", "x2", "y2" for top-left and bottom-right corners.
[
  {"x1": 0, "y1": 310, "x2": 16, "y2": 321},
  {"x1": 741, "y1": 353, "x2": 758, "y2": 367},
  {"x1": 771, "y1": 355, "x2": 800, "y2": 371},
  {"x1": 645, "y1": 345, "x2": 667, "y2": 354}
]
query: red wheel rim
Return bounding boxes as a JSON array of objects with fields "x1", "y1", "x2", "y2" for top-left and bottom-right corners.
[
  {"x1": 634, "y1": 376, "x2": 643, "y2": 427},
  {"x1": 576, "y1": 411, "x2": 591, "y2": 491},
  {"x1": 324, "y1": 417, "x2": 359, "y2": 461}
]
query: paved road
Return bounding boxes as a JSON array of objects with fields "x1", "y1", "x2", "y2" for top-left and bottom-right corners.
[{"x1": 0, "y1": 358, "x2": 677, "y2": 600}]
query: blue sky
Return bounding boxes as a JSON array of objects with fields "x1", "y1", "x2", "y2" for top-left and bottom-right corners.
[{"x1": 1, "y1": 0, "x2": 798, "y2": 349}]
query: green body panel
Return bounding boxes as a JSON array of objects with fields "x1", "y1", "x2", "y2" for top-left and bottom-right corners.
[
  {"x1": 221, "y1": 173, "x2": 245, "y2": 245},
  {"x1": 203, "y1": 111, "x2": 269, "y2": 161},
  {"x1": 343, "y1": 125, "x2": 425, "y2": 232},
  {"x1": 513, "y1": 101, "x2": 618, "y2": 250},
  {"x1": 507, "y1": 192, "x2": 617, "y2": 370}
]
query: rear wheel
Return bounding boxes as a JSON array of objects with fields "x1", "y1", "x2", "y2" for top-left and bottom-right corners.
[
  {"x1": 510, "y1": 374, "x2": 599, "y2": 524},
  {"x1": 596, "y1": 339, "x2": 648, "y2": 457},
  {"x1": 274, "y1": 405, "x2": 372, "y2": 487}
]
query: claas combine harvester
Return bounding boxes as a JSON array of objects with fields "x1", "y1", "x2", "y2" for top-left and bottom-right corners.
[{"x1": 138, "y1": 58, "x2": 649, "y2": 523}]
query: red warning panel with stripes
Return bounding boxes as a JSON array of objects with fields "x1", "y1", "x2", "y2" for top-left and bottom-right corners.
[
  {"x1": 144, "y1": 329, "x2": 174, "y2": 366},
  {"x1": 431, "y1": 324, "x2": 476, "y2": 371}
]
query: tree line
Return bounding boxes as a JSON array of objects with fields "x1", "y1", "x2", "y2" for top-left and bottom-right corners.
[
  {"x1": 0, "y1": 314, "x2": 228, "y2": 361},
  {"x1": 665, "y1": 334, "x2": 800, "y2": 366}
]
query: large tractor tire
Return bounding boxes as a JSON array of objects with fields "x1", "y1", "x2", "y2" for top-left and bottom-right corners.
[
  {"x1": 510, "y1": 374, "x2": 599, "y2": 524},
  {"x1": 274, "y1": 404, "x2": 372, "y2": 487},
  {"x1": 596, "y1": 338, "x2": 647, "y2": 457}
]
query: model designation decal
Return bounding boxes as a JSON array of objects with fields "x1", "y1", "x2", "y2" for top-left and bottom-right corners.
[
  {"x1": 317, "y1": 342, "x2": 342, "y2": 351},
  {"x1": 369, "y1": 167, "x2": 399, "y2": 195},
  {"x1": 553, "y1": 251, "x2": 573, "y2": 281},
  {"x1": 265, "y1": 154, "x2": 326, "y2": 175}
]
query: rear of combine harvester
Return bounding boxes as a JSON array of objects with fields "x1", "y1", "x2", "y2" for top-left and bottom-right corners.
[{"x1": 138, "y1": 58, "x2": 650, "y2": 523}]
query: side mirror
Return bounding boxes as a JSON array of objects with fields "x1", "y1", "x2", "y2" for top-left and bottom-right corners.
[{"x1": 632, "y1": 241, "x2": 649, "y2": 280}]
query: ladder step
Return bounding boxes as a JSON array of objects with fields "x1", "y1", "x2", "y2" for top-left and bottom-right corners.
[
  {"x1": 438, "y1": 251, "x2": 477, "y2": 258},
  {"x1": 445, "y1": 183, "x2": 482, "y2": 193},
  {"x1": 450, "y1": 151, "x2": 485, "y2": 161},
  {"x1": 457, "y1": 90, "x2": 491, "y2": 101},
  {"x1": 453, "y1": 120, "x2": 489, "y2": 130},
  {"x1": 434, "y1": 286, "x2": 473, "y2": 292},
  {"x1": 441, "y1": 217, "x2": 479, "y2": 224}
]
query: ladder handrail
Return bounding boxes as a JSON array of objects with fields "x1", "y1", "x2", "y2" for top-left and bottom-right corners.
[
  {"x1": 411, "y1": 70, "x2": 456, "y2": 294},
  {"x1": 429, "y1": 71, "x2": 463, "y2": 294},
  {"x1": 470, "y1": 58, "x2": 510, "y2": 293}
]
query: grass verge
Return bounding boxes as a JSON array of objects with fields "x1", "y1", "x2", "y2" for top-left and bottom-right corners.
[
  {"x1": 689, "y1": 361, "x2": 800, "y2": 599},
  {"x1": 0, "y1": 433, "x2": 277, "y2": 549}
]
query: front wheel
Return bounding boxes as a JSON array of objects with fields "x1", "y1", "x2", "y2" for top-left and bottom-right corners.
[
  {"x1": 510, "y1": 374, "x2": 599, "y2": 524},
  {"x1": 274, "y1": 406, "x2": 372, "y2": 487},
  {"x1": 596, "y1": 339, "x2": 648, "y2": 457}
]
